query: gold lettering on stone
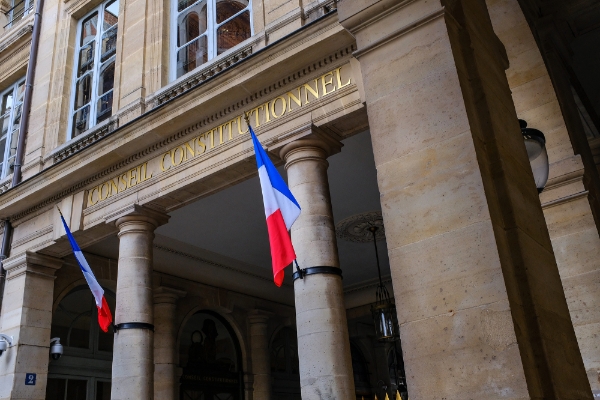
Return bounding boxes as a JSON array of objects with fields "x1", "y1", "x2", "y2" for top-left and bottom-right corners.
[{"x1": 86, "y1": 65, "x2": 353, "y2": 207}]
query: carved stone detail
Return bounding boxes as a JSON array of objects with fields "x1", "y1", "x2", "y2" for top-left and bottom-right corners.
[{"x1": 335, "y1": 211, "x2": 385, "y2": 243}]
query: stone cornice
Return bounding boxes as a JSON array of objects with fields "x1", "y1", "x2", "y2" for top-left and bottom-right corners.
[
  {"x1": 1, "y1": 20, "x2": 356, "y2": 222},
  {"x1": 0, "y1": 18, "x2": 33, "y2": 55}
]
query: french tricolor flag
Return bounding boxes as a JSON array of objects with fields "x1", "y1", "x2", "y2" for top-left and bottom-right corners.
[
  {"x1": 250, "y1": 126, "x2": 301, "y2": 286},
  {"x1": 59, "y1": 212, "x2": 113, "y2": 332}
]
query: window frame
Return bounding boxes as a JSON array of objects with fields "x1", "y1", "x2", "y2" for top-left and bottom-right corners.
[
  {"x1": 0, "y1": 77, "x2": 25, "y2": 179},
  {"x1": 169, "y1": 0, "x2": 253, "y2": 82},
  {"x1": 67, "y1": 0, "x2": 119, "y2": 140}
]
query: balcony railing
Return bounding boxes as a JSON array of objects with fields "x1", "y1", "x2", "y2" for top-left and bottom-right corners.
[{"x1": 3, "y1": 0, "x2": 33, "y2": 29}]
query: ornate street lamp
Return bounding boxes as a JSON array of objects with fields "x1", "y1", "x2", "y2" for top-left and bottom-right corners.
[
  {"x1": 369, "y1": 226, "x2": 399, "y2": 342},
  {"x1": 520, "y1": 119, "x2": 549, "y2": 193}
]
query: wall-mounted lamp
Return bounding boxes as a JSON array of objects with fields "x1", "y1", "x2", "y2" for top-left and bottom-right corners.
[
  {"x1": 520, "y1": 119, "x2": 549, "y2": 193},
  {"x1": 50, "y1": 337, "x2": 63, "y2": 360},
  {"x1": 0, "y1": 333, "x2": 13, "y2": 357}
]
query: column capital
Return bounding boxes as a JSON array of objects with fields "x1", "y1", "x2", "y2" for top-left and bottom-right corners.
[
  {"x1": 247, "y1": 310, "x2": 271, "y2": 326},
  {"x1": 3, "y1": 251, "x2": 62, "y2": 280},
  {"x1": 154, "y1": 286, "x2": 187, "y2": 304},
  {"x1": 108, "y1": 204, "x2": 170, "y2": 232},
  {"x1": 279, "y1": 131, "x2": 342, "y2": 169}
]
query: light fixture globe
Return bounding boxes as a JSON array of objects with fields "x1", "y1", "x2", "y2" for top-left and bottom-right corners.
[
  {"x1": 372, "y1": 290, "x2": 399, "y2": 342},
  {"x1": 367, "y1": 226, "x2": 400, "y2": 342},
  {"x1": 520, "y1": 119, "x2": 549, "y2": 193}
]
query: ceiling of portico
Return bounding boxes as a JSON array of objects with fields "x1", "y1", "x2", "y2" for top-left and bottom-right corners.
[{"x1": 84, "y1": 130, "x2": 391, "y2": 303}]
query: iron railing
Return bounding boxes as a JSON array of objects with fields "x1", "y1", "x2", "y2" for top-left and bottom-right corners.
[{"x1": 3, "y1": 0, "x2": 33, "y2": 29}]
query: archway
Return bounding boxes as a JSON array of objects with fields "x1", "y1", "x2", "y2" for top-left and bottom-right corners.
[{"x1": 179, "y1": 310, "x2": 244, "y2": 400}]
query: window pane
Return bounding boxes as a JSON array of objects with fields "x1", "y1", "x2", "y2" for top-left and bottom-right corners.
[
  {"x1": 1, "y1": 92, "x2": 13, "y2": 120},
  {"x1": 177, "y1": 0, "x2": 198, "y2": 12},
  {"x1": 0, "y1": 114, "x2": 10, "y2": 137},
  {"x1": 9, "y1": 128, "x2": 19, "y2": 160},
  {"x1": 216, "y1": 11, "x2": 250, "y2": 55},
  {"x1": 0, "y1": 137, "x2": 7, "y2": 165},
  {"x1": 177, "y1": 2, "x2": 207, "y2": 47},
  {"x1": 98, "y1": 62, "x2": 115, "y2": 96},
  {"x1": 80, "y1": 13, "x2": 99, "y2": 46},
  {"x1": 100, "y1": 26, "x2": 117, "y2": 62},
  {"x1": 15, "y1": 81, "x2": 25, "y2": 103},
  {"x1": 78, "y1": 42, "x2": 95, "y2": 77},
  {"x1": 66, "y1": 379, "x2": 88, "y2": 400},
  {"x1": 103, "y1": 0, "x2": 119, "y2": 30},
  {"x1": 72, "y1": 106, "x2": 91, "y2": 137},
  {"x1": 96, "y1": 92, "x2": 113, "y2": 123},
  {"x1": 74, "y1": 74, "x2": 93, "y2": 110},
  {"x1": 176, "y1": 35, "x2": 207, "y2": 78},
  {"x1": 11, "y1": 104, "x2": 22, "y2": 133},
  {"x1": 96, "y1": 381, "x2": 111, "y2": 400},
  {"x1": 46, "y1": 378, "x2": 67, "y2": 400},
  {"x1": 216, "y1": 0, "x2": 248, "y2": 24},
  {"x1": 11, "y1": 0, "x2": 25, "y2": 22}
]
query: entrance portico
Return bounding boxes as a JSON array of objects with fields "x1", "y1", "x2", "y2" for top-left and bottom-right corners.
[{"x1": 0, "y1": 0, "x2": 597, "y2": 399}]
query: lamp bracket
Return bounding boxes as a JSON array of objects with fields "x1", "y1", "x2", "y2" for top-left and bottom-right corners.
[{"x1": 0, "y1": 333, "x2": 13, "y2": 346}]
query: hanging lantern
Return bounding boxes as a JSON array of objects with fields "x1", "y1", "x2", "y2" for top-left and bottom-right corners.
[
  {"x1": 520, "y1": 119, "x2": 549, "y2": 193},
  {"x1": 368, "y1": 226, "x2": 399, "y2": 342}
]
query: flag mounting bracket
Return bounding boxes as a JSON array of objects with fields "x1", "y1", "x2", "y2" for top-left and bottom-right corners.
[
  {"x1": 292, "y1": 265, "x2": 343, "y2": 282},
  {"x1": 113, "y1": 322, "x2": 155, "y2": 332}
]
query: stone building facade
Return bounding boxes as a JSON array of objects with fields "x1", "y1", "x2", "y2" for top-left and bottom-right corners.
[{"x1": 0, "y1": 0, "x2": 598, "y2": 399}]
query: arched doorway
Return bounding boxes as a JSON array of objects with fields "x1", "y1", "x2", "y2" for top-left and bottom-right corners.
[
  {"x1": 270, "y1": 327, "x2": 300, "y2": 399},
  {"x1": 179, "y1": 310, "x2": 244, "y2": 400},
  {"x1": 351, "y1": 342, "x2": 372, "y2": 399},
  {"x1": 46, "y1": 285, "x2": 115, "y2": 400}
]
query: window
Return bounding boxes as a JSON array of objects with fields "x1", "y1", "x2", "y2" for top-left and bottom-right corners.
[
  {"x1": 4, "y1": 0, "x2": 33, "y2": 29},
  {"x1": 0, "y1": 78, "x2": 24, "y2": 178},
  {"x1": 172, "y1": 0, "x2": 252, "y2": 80},
  {"x1": 270, "y1": 327, "x2": 300, "y2": 400},
  {"x1": 69, "y1": 0, "x2": 119, "y2": 138}
]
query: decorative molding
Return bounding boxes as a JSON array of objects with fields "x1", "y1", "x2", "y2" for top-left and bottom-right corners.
[
  {"x1": 304, "y1": 0, "x2": 338, "y2": 22},
  {"x1": 0, "y1": 23, "x2": 32, "y2": 54},
  {"x1": 52, "y1": 121, "x2": 116, "y2": 163},
  {"x1": 12, "y1": 225, "x2": 53, "y2": 248},
  {"x1": 353, "y1": 7, "x2": 445, "y2": 58},
  {"x1": 0, "y1": 39, "x2": 31, "y2": 80},
  {"x1": 541, "y1": 190, "x2": 589, "y2": 210},
  {"x1": 336, "y1": 211, "x2": 385, "y2": 243},
  {"x1": 148, "y1": 43, "x2": 254, "y2": 109}
]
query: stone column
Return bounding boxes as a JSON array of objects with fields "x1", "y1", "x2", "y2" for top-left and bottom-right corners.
[
  {"x1": 154, "y1": 286, "x2": 186, "y2": 400},
  {"x1": 338, "y1": 0, "x2": 592, "y2": 398},
  {"x1": 0, "y1": 251, "x2": 62, "y2": 400},
  {"x1": 110, "y1": 206, "x2": 169, "y2": 400},
  {"x1": 486, "y1": 0, "x2": 600, "y2": 391},
  {"x1": 248, "y1": 312, "x2": 271, "y2": 400},
  {"x1": 279, "y1": 134, "x2": 355, "y2": 399}
]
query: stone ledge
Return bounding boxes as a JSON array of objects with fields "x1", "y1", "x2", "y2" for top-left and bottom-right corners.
[{"x1": 147, "y1": 41, "x2": 256, "y2": 109}]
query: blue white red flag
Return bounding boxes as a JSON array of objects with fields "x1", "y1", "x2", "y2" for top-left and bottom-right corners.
[
  {"x1": 59, "y1": 212, "x2": 113, "y2": 332},
  {"x1": 249, "y1": 126, "x2": 301, "y2": 286}
]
